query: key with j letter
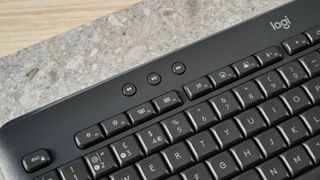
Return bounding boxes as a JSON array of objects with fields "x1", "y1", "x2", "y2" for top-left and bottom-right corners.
[{"x1": 254, "y1": 128, "x2": 287, "y2": 158}]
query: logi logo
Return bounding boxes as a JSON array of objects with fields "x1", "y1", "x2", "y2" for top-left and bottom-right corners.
[{"x1": 270, "y1": 16, "x2": 291, "y2": 30}]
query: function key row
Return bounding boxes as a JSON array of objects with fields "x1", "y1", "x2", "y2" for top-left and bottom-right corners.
[
  {"x1": 183, "y1": 46, "x2": 283, "y2": 100},
  {"x1": 75, "y1": 90, "x2": 183, "y2": 149}
]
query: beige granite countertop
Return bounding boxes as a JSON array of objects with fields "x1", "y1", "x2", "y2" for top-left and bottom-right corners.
[{"x1": 0, "y1": 0, "x2": 291, "y2": 179}]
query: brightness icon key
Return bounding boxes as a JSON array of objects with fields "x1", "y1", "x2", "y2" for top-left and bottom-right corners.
[{"x1": 101, "y1": 114, "x2": 131, "y2": 137}]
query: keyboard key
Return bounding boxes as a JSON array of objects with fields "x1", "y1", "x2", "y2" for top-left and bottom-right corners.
[
  {"x1": 211, "y1": 119, "x2": 243, "y2": 149},
  {"x1": 22, "y1": 149, "x2": 52, "y2": 173},
  {"x1": 207, "y1": 66, "x2": 237, "y2": 88},
  {"x1": 233, "y1": 81, "x2": 265, "y2": 109},
  {"x1": 186, "y1": 130, "x2": 219, "y2": 161},
  {"x1": 206, "y1": 151, "x2": 240, "y2": 180},
  {"x1": 230, "y1": 139, "x2": 264, "y2": 170},
  {"x1": 185, "y1": 102, "x2": 218, "y2": 131},
  {"x1": 136, "y1": 154, "x2": 170, "y2": 180},
  {"x1": 127, "y1": 102, "x2": 157, "y2": 125},
  {"x1": 180, "y1": 163, "x2": 213, "y2": 180},
  {"x1": 183, "y1": 77, "x2": 213, "y2": 100},
  {"x1": 280, "y1": 87, "x2": 312, "y2": 115},
  {"x1": 234, "y1": 108, "x2": 267, "y2": 137},
  {"x1": 161, "y1": 142, "x2": 195, "y2": 173},
  {"x1": 232, "y1": 169, "x2": 261, "y2": 180},
  {"x1": 161, "y1": 113, "x2": 194, "y2": 143},
  {"x1": 257, "y1": 97, "x2": 290, "y2": 126},
  {"x1": 109, "y1": 166, "x2": 140, "y2": 180},
  {"x1": 136, "y1": 124, "x2": 169, "y2": 155},
  {"x1": 303, "y1": 134, "x2": 320, "y2": 164},
  {"x1": 58, "y1": 159, "x2": 92, "y2": 180},
  {"x1": 305, "y1": 26, "x2": 320, "y2": 44},
  {"x1": 279, "y1": 146, "x2": 313, "y2": 177},
  {"x1": 255, "y1": 71, "x2": 287, "y2": 98},
  {"x1": 75, "y1": 125, "x2": 105, "y2": 149},
  {"x1": 300, "y1": 106, "x2": 320, "y2": 135},
  {"x1": 152, "y1": 91, "x2": 183, "y2": 114},
  {"x1": 84, "y1": 147, "x2": 118, "y2": 179},
  {"x1": 277, "y1": 61, "x2": 308, "y2": 87},
  {"x1": 232, "y1": 56, "x2": 260, "y2": 77},
  {"x1": 35, "y1": 171, "x2": 60, "y2": 180},
  {"x1": 209, "y1": 91, "x2": 242, "y2": 120},
  {"x1": 299, "y1": 51, "x2": 320, "y2": 77},
  {"x1": 110, "y1": 136, "x2": 144, "y2": 167},
  {"x1": 302, "y1": 77, "x2": 320, "y2": 104},
  {"x1": 277, "y1": 117, "x2": 309, "y2": 147},
  {"x1": 282, "y1": 34, "x2": 310, "y2": 55},
  {"x1": 100, "y1": 114, "x2": 131, "y2": 137},
  {"x1": 254, "y1": 128, "x2": 287, "y2": 158},
  {"x1": 256, "y1": 157, "x2": 290, "y2": 180},
  {"x1": 255, "y1": 46, "x2": 283, "y2": 66}
]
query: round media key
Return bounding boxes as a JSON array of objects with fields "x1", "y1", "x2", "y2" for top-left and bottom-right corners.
[
  {"x1": 172, "y1": 62, "x2": 186, "y2": 75},
  {"x1": 147, "y1": 72, "x2": 161, "y2": 85},
  {"x1": 122, "y1": 83, "x2": 136, "y2": 96}
]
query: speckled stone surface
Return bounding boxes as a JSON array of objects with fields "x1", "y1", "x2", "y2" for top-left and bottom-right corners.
[{"x1": 0, "y1": 0, "x2": 291, "y2": 179}]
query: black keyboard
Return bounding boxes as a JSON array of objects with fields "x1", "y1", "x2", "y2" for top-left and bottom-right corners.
[{"x1": 2, "y1": 0, "x2": 320, "y2": 180}]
